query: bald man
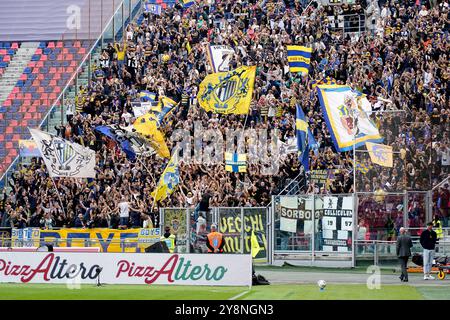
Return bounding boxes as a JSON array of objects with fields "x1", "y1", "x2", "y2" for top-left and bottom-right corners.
[{"x1": 396, "y1": 227, "x2": 413, "y2": 282}]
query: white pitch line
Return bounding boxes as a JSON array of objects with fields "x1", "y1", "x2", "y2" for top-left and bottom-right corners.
[{"x1": 228, "y1": 290, "x2": 250, "y2": 300}]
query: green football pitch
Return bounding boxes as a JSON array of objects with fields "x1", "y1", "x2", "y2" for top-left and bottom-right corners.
[{"x1": 1, "y1": 283, "x2": 449, "y2": 300}]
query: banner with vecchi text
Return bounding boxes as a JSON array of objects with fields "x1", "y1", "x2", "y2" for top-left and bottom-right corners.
[
  {"x1": 12, "y1": 228, "x2": 160, "y2": 253},
  {"x1": 0, "y1": 252, "x2": 252, "y2": 286},
  {"x1": 218, "y1": 208, "x2": 268, "y2": 261}
]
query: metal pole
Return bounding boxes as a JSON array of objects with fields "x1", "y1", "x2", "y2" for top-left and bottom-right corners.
[
  {"x1": 101, "y1": 0, "x2": 104, "y2": 48},
  {"x1": 129, "y1": 0, "x2": 132, "y2": 21},
  {"x1": 113, "y1": 0, "x2": 115, "y2": 42},
  {"x1": 271, "y1": 195, "x2": 276, "y2": 264},
  {"x1": 122, "y1": 2, "x2": 125, "y2": 40},
  {"x1": 50, "y1": 177, "x2": 67, "y2": 218},
  {"x1": 352, "y1": 192, "x2": 358, "y2": 268},
  {"x1": 403, "y1": 191, "x2": 408, "y2": 228},
  {"x1": 240, "y1": 207, "x2": 244, "y2": 254},
  {"x1": 89, "y1": 0, "x2": 91, "y2": 43},
  {"x1": 312, "y1": 194, "x2": 315, "y2": 263},
  {"x1": 186, "y1": 208, "x2": 190, "y2": 253}
]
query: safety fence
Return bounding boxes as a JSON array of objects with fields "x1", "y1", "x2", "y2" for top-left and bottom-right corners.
[
  {"x1": 1, "y1": 192, "x2": 446, "y2": 267},
  {"x1": 355, "y1": 239, "x2": 450, "y2": 267},
  {"x1": 160, "y1": 207, "x2": 270, "y2": 263}
]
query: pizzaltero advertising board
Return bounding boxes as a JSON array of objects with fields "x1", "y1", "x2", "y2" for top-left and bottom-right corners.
[{"x1": 0, "y1": 252, "x2": 252, "y2": 286}]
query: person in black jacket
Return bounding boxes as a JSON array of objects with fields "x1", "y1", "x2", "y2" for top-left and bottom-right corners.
[
  {"x1": 420, "y1": 222, "x2": 438, "y2": 280},
  {"x1": 396, "y1": 227, "x2": 413, "y2": 282}
]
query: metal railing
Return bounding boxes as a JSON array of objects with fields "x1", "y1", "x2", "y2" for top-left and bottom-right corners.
[{"x1": 355, "y1": 239, "x2": 450, "y2": 266}]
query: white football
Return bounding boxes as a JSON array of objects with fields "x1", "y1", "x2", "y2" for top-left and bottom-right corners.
[{"x1": 317, "y1": 280, "x2": 327, "y2": 289}]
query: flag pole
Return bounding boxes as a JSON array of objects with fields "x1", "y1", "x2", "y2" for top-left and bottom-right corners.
[
  {"x1": 50, "y1": 176, "x2": 67, "y2": 218},
  {"x1": 136, "y1": 154, "x2": 156, "y2": 186}
]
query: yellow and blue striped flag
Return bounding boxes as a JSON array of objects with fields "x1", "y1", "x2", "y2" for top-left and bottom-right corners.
[
  {"x1": 312, "y1": 76, "x2": 337, "y2": 89},
  {"x1": 287, "y1": 45, "x2": 312, "y2": 74},
  {"x1": 225, "y1": 152, "x2": 247, "y2": 173},
  {"x1": 139, "y1": 90, "x2": 156, "y2": 102},
  {"x1": 355, "y1": 161, "x2": 372, "y2": 174},
  {"x1": 182, "y1": 0, "x2": 195, "y2": 8}
]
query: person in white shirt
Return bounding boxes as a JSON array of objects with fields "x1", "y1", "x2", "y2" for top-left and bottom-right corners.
[{"x1": 117, "y1": 197, "x2": 138, "y2": 229}]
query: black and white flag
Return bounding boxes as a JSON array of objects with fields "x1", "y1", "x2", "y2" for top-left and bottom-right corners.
[{"x1": 29, "y1": 128, "x2": 96, "y2": 178}]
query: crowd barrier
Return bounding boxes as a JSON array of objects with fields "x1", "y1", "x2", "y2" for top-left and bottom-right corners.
[
  {"x1": 1, "y1": 190, "x2": 445, "y2": 268},
  {"x1": 0, "y1": 252, "x2": 252, "y2": 286}
]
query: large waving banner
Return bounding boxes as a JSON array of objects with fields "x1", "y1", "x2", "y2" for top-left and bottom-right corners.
[
  {"x1": 206, "y1": 45, "x2": 235, "y2": 73},
  {"x1": 198, "y1": 66, "x2": 256, "y2": 115},
  {"x1": 0, "y1": 252, "x2": 252, "y2": 286},
  {"x1": 317, "y1": 85, "x2": 382, "y2": 152},
  {"x1": 29, "y1": 128, "x2": 96, "y2": 178},
  {"x1": 95, "y1": 125, "x2": 155, "y2": 161}
]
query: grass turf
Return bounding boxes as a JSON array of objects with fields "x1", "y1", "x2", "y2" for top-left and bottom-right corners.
[{"x1": 1, "y1": 283, "x2": 449, "y2": 300}]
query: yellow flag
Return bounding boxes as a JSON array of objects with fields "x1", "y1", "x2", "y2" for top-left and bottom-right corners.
[
  {"x1": 133, "y1": 113, "x2": 170, "y2": 159},
  {"x1": 197, "y1": 66, "x2": 256, "y2": 115},
  {"x1": 365, "y1": 142, "x2": 393, "y2": 167},
  {"x1": 251, "y1": 230, "x2": 261, "y2": 258},
  {"x1": 186, "y1": 41, "x2": 192, "y2": 54},
  {"x1": 151, "y1": 153, "x2": 180, "y2": 202}
]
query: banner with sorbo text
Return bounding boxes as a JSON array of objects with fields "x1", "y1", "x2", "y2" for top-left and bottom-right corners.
[{"x1": 0, "y1": 252, "x2": 252, "y2": 286}]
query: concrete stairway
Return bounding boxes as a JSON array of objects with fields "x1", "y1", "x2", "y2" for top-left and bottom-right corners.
[{"x1": 0, "y1": 42, "x2": 39, "y2": 105}]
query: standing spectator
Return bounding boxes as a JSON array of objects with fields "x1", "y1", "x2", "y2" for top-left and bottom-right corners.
[
  {"x1": 420, "y1": 222, "x2": 438, "y2": 280},
  {"x1": 396, "y1": 227, "x2": 413, "y2": 282}
]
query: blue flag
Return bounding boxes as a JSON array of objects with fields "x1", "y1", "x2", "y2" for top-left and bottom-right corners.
[
  {"x1": 95, "y1": 125, "x2": 137, "y2": 161},
  {"x1": 296, "y1": 104, "x2": 317, "y2": 172}
]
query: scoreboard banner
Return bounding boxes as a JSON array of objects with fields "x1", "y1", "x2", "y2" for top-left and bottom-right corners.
[{"x1": 0, "y1": 252, "x2": 252, "y2": 286}]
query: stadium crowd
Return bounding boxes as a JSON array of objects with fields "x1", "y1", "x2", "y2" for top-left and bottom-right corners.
[{"x1": 0, "y1": 0, "x2": 449, "y2": 230}]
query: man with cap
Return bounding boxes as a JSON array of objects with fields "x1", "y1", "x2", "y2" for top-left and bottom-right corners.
[
  {"x1": 206, "y1": 224, "x2": 224, "y2": 253},
  {"x1": 160, "y1": 226, "x2": 177, "y2": 253},
  {"x1": 420, "y1": 222, "x2": 438, "y2": 280}
]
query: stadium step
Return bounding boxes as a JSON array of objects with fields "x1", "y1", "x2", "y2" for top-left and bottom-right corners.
[{"x1": 0, "y1": 42, "x2": 39, "y2": 104}]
